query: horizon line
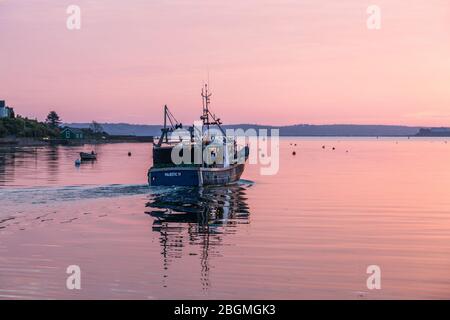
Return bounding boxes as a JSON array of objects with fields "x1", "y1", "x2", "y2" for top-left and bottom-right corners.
[{"x1": 62, "y1": 122, "x2": 447, "y2": 129}]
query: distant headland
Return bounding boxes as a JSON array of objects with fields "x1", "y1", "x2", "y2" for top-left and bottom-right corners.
[{"x1": 66, "y1": 122, "x2": 449, "y2": 137}]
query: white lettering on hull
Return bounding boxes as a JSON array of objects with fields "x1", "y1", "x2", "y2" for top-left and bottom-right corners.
[{"x1": 164, "y1": 172, "x2": 181, "y2": 177}]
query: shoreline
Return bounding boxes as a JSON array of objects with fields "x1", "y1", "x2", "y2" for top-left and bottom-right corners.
[{"x1": 0, "y1": 136, "x2": 154, "y2": 147}]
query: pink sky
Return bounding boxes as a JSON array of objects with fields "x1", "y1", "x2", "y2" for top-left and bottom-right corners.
[{"x1": 0, "y1": 0, "x2": 449, "y2": 126}]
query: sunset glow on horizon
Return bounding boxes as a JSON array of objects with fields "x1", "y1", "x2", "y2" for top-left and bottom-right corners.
[{"x1": 1, "y1": 0, "x2": 449, "y2": 126}]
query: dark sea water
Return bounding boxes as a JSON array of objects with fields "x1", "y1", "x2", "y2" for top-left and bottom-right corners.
[{"x1": 1, "y1": 139, "x2": 450, "y2": 299}]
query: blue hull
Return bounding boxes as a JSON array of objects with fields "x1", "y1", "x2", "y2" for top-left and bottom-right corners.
[
  {"x1": 149, "y1": 168, "x2": 200, "y2": 186},
  {"x1": 149, "y1": 164, "x2": 246, "y2": 187}
]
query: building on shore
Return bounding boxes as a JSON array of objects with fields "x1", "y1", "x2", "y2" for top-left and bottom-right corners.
[
  {"x1": 416, "y1": 127, "x2": 450, "y2": 137},
  {"x1": 60, "y1": 127, "x2": 85, "y2": 140},
  {"x1": 0, "y1": 100, "x2": 14, "y2": 118}
]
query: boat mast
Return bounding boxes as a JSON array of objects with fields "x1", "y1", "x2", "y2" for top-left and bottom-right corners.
[
  {"x1": 201, "y1": 84, "x2": 212, "y2": 130},
  {"x1": 200, "y1": 84, "x2": 226, "y2": 136}
]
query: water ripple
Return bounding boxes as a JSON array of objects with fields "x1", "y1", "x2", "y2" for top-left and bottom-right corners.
[{"x1": 0, "y1": 183, "x2": 151, "y2": 206}]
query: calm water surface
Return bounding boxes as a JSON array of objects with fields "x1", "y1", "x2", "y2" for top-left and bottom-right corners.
[{"x1": 1, "y1": 138, "x2": 450, "y2": 299}]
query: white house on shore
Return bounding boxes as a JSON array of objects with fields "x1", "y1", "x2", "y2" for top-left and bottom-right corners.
[{"x1": 0, "y1": 100, "x2": 14, "y2": 118}]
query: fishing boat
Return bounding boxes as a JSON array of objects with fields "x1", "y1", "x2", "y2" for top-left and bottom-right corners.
[
  {"x1": 80, "y1": 151, "x2": 97, "y2": 161},
  {"x1": 148, "y1": 85, "x2": 249, "y2": 186}
]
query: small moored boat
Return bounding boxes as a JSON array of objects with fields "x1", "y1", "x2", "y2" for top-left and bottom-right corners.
[{"x1": 80, "y1": 152, "x2": 97, "y2": 161}]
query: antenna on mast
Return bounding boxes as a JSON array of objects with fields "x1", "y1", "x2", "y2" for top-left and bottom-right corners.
[
  {"x1": 201, "y1": 84, "x2": 212, "y2": 129},
  {"x1": 200, "y1": 83, "x2": 225, "y2": 135}
]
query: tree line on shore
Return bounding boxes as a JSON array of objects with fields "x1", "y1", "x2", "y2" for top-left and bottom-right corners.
[{"x1": 0, "y1": 111, "x2": 107, "y2": 139}]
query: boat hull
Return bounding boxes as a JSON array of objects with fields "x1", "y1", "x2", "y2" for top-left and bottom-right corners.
[
  {"x1": 80, "y1": 152, "x2": 97, "y2": 161},
  {"x1": 148, "y1": 164, "x2": 245, "y2": 187},
  {"x1": 149, "y1": 167, "x2": 202, "y2": 186}
]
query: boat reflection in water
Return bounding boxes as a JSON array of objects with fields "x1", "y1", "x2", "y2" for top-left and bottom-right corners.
[{"x1": 145, "y1": 182, "x2": 251, "y2": 291}]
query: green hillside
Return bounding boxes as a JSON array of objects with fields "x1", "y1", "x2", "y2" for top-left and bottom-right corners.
[{"x1": 0, "y1": 116, "x2": 59, "y2": 138}]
